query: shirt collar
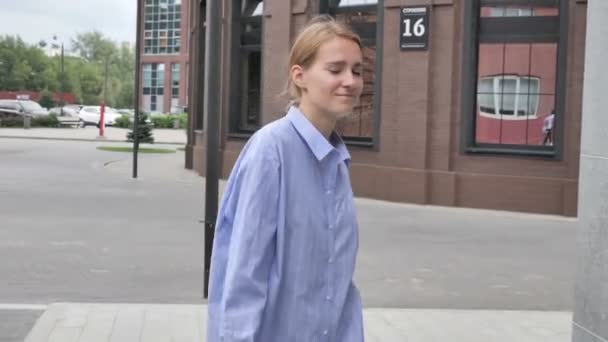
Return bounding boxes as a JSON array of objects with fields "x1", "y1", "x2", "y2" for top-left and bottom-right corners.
[{"x1": 286, "y1": 106, "x2": 351, "y2": 164}]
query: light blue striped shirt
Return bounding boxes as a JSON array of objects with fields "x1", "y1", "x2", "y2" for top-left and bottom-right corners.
[{"x1": 207, "y1": 106, "x2": 364, "y2": 341}]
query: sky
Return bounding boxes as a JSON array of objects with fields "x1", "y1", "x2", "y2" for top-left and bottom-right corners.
[{"x1": 0, "y1": 0, "x2": 137, "y2": 50}]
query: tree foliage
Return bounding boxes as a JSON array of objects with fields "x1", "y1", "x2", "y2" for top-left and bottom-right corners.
[{"x1": 0, "y1": 32, "x2": 135, "y2": 108}]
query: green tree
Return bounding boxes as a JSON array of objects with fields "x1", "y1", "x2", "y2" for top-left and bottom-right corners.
[
  {"x1": 0, "y1": 33, "x2": 135, "y2": 108},
  {"x1": 127, "y1": 114, "x2": 154, "y2": 143},
  {"x1": 38, "y1": 90, "x2": 56, "y2": 109},
  {"x1": 71, "y1": 31, "x2": 117, "y2": 63},
  {"x1": 76, "y1": 62, "x2": 103, "y2": 105}
]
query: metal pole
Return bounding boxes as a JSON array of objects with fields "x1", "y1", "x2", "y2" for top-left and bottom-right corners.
[
  {"x1": 99, "y1": 58, "x2": 109, "y2": 137},
  {"x1": 204, "y1": 0, "x2": 221, "y2": 298},
  {"x1": 103, "y1": 58, "x2": 109, "y2": 104},
  {"x1": 133, "y1": 0, "x2": 143, "y2": 179},
  {"x1": 60, "y1": 43, "x2": 64, "y2": 116}
]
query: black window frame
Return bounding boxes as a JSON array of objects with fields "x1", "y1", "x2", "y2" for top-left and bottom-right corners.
[
  {"x1": 228, "y1": 0, "x2": 264, "y2": 137},
  {"x1": 461, "y1": 0, "x2": 569, "y2": 158},
  {"x1": 320, "y1": 0, "x2": 383, "y2": 148},
  {"x1": 194, "y1": 0, "x2": 206, "y2": 130}
]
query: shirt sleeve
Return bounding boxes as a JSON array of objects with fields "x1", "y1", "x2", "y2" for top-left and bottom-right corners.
[{"x1": 219, "y1": 142, "x2": 280, "y2": 341}]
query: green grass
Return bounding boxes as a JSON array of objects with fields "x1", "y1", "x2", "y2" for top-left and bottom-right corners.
[{"x1": 96, "y1": 146, "x2": 176, "y2": 154}]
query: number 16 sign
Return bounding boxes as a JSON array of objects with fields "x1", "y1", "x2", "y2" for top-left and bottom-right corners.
[{"x1": 400, "y1": 6, "x2": 430, "y2": 50}]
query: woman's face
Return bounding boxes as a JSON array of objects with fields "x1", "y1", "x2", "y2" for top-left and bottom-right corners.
[{"x1": 295, "y1": 37, "x2": 364, "y2": 120}]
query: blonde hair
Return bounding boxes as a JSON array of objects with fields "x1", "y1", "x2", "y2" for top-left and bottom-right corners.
[{"x1": 285, "y1": 15, "x2": 362, "y2": 106}]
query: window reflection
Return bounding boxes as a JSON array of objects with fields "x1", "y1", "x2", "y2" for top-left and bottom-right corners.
[
  {"x1": 332, "y1": 0, "x2": 377, "y2": 140},
  {"x1": 480, "y1": 6, "x2": 559, "y2": 18},
  {"x1": 475, "y1": 42, "x2": 557, "y2": 146}
]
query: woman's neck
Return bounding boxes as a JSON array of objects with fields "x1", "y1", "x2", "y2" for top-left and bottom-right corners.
[{"x1": 298, "y1": 100, "x2": 335, "y2": 140}]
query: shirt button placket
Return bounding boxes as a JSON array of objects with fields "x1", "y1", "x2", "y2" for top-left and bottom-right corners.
[{"x1": 324, "y1": 166, "x2": 335, "y2": 339}]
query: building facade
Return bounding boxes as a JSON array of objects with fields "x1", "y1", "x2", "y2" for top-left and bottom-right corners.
[
  {"x1": 138, "y1": 0, "x2": 190, "y2": 114},
  {"x1": 185, "y1": 0, "x2": 588, "y2": 216}
]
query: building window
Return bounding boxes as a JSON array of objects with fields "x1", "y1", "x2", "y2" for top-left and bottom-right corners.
[
  {"x1": 478, "y1": 75, "x2": 540, "y2": 118},
  {"x1": 144, "y1": 0, "x2": 181, "y2": 55},
  {"x1": 171, "y1": 63, "x2": 180, "y2": 99},
  {"x1": 229, "y1": 0, "x2": 263, "y2": 134},
  {"x1": 463, "y1": 0, "x2": 567, "y2": 154},
  {"x1": 171, "y1": 63, "x2": 181, "y2": 111},
  {"x1": 322, "y1": 0, "x2": 380, "y2": 146},
  {"x1": 142, "y1": 63, "x2": 165, "y2": 113}
]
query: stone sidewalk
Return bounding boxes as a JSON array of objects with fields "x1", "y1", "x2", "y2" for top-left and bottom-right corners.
[
  {"x1": 0, "y1": 127, "x2": 186, "y2": 145},
  {"x1": 24, "y1": 303, "x2": 572, "y2": 342}
]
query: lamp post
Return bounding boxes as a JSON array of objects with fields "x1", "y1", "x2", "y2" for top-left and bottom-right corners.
[
  {"x1": 203, "y1": 0, "x2": 221, "y2": 299},
  {"x1": 52, "y1": 35, "x2": 65, "y2": 116},
  {"x1": 133, "y1": 0, "x2": 143, "y2": 178}
]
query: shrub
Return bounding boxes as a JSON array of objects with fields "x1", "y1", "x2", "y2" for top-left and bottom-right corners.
[
  {"x1": 0, "y1": 114, "x2": 59, "y2": 127},
  {"x1": 150, "y1": 114, "x2": 173, "y2": 128},
  {"x1": 114, "y1": 115, "x2": 131, "y2": 128},
  {"x1": 178, "y1": 113, "x2": 188, "y2": 129},
  {"x1": 150, "y1": 113, "x2": 188, "y2": 129},
  {"x1": 127, "y1": 113, "x2": 154, "y2": 143},
  {"x1": 32, "y1": 114, "x2": 59, "y2": 127},
  {"x1": 0, "y1": 117, "x2": 24, "y2": 127}
]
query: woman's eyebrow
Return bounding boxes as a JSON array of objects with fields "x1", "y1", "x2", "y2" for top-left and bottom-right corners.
[{"x1": 325, "y1": 61, "x2": 363, "y2": 67}]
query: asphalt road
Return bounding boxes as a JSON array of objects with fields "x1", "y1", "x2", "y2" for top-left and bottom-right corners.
[{"x1": 0, "y1": 138, "x2": 578, "y2": 340}]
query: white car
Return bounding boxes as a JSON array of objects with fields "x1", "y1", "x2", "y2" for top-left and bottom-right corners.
[
  {"x1": 50, "y1": 105, "x2": 83, "y2": 117},
  {"x1": 78, "y1": 106, "x2": 122, "y2": 127}
]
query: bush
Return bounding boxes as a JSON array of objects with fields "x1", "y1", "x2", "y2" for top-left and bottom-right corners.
[
  {"x1": 0, "y1": 114, "x2": 59, "y2": 127},
  {"x1": 114, "y1": 115, "x2": 131, "y2": 128},
  {"x1": 150, "y1": 113, "x2": 188, "y2": 129},
  {"x1": 32, "y1": 114, "x2": 59, "y2": 127},
  {"x1": 150, "y1": 114, "x2": 173, "y2": 128},
  {"x1": 178, "y1": 113, "x2": 188, "y2": 129},
  {"x1": 0, "y1": 117, "x2": 24, "y2": 127}
]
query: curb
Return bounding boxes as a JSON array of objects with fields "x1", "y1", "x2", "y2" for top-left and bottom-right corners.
[{"x1": 0, "y1": 135, "x2": 185, "y2": 146}]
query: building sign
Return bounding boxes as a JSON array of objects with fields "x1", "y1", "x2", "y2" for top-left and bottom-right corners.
[{"x1": 400, "y1": 6, "x2": 430, "y2": 50}]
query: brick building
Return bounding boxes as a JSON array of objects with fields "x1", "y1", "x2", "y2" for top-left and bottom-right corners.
[
  {"x1": 184, "y1": 0, "x2": 588, "y2": 216},
  {"x1": 137, "y1": 0, "x2": 190, "y2": 114}
]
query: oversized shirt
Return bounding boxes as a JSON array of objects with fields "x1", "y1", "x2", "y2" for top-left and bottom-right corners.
[{"x1": 207, "y1": 106, "x2": 364, "y2": 342}]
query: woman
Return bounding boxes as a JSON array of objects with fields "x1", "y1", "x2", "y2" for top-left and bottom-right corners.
[{"x1": 207, "y1": 15, "x2": 365, "y2": 342}]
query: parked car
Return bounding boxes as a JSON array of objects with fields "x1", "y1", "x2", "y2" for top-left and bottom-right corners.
[
  {"x1": 49, "y1": 105, "x2": 83, "y2": 117},
  {"x1": 0, "y1": 99, "x2": 49, "y2": 118},
  {"x1": 78, "y1": 106, "x2": 122, "y2": 127}
]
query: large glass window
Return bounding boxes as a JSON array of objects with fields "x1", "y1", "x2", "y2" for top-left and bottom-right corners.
[
  {"x1": 144, "y1": 0, "x2": 182, "y2": 55},
  {"x1": 463, "y1": 0, "x2": 566, "y2": 153},
  {"x1": 171, "y1": 63, "x2": 180, "y2": 99},
  {"x1": 171, "y1": 63, "x2": 181, "y2": 111},
  {"x1": 229, "y1": 0, "x2": 263, "y2": 134},
  {"x1": 142, "y1": 63, "x2": 165, "y2": 112},
  {"x1": 322, "y1": 0, "x2": 379, "y2": 145}
]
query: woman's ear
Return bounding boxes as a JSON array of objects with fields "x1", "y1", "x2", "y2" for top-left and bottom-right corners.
[{"x1": 290, "y1": 65, "x2": 306, "y2": 90}]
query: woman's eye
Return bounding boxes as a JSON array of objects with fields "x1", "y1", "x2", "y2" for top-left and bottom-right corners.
[
  {"x1": 328, "y1": 69, "x2": 341, "y2": 74},
  {"x1": 352, "y1": 70, "x2": 362, "y2": 76}
]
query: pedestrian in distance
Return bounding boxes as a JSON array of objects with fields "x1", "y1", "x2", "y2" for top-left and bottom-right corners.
[
  {"x1": 206, "y1": 14, "x2": 366, "y2": 342},
  {"x1": 542, "y1": 109, "x2": 555, "y2": 146}
]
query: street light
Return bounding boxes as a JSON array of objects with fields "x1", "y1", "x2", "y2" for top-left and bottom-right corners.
[{"x1": 52, "y1": 35, "x2": 65, "y2": 116}]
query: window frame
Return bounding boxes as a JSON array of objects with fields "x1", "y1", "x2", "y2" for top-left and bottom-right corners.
[
  {"x1": 461, "y1": 0, "x2": 569, "y2": 158},
  {"x1": 227, "y1": 0, "x2": 264, "y2": 137},
  {"x1": 319, "y1": 0, "x2": 383, "y2": 149}
]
